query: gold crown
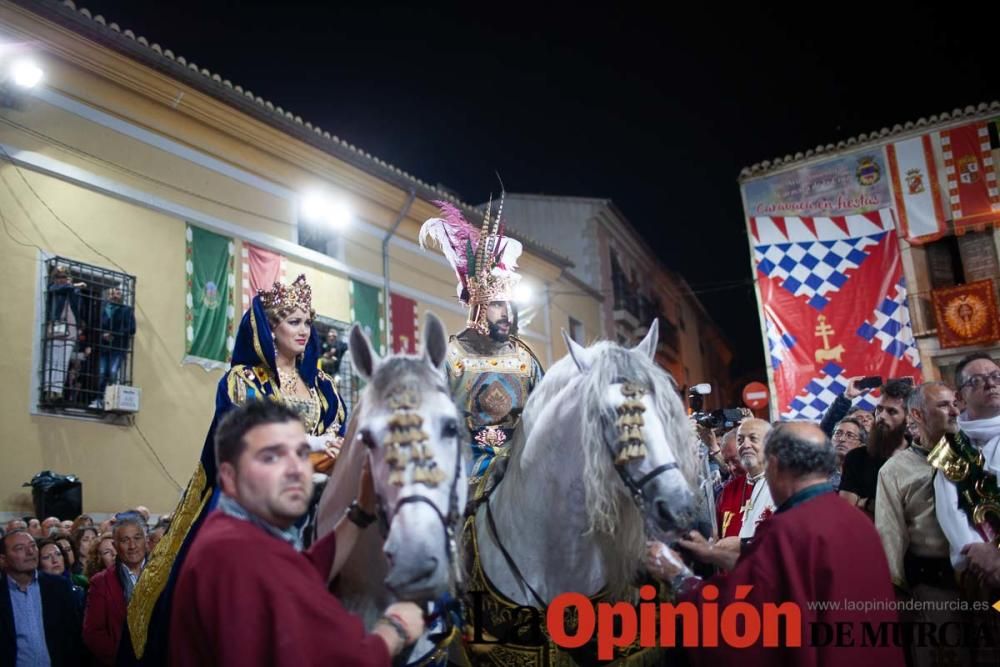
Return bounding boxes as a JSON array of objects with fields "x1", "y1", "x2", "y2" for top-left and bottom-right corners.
[
  {"x1": 257, "y1": 274, "x2": 314, "y2": 317},
  {"x1": 467, "y1": 272, "x2": 518, "y2": 306}
]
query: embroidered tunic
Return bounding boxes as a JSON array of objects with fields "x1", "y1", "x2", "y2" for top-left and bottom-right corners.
[{"x1": 446, "y1": 333, "x2": 542, "y2": 500}]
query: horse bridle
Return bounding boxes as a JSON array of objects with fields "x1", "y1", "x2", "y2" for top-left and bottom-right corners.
[
  {"x1": 359, "y1": 385, "x2": 464, "y2": 577},
  {"x1": 604, "y1": 381, "x2": 678, "y2": 511},
  {"x1": 486, "y1": 378, "x2": 679, "y2": 609},
  {"x1": 369, "y1": 448, "x2": 463, "y2": 574}
]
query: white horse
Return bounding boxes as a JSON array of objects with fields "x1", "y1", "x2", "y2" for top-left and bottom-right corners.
[
  {"x1": 464, "y1": 320, "x2": 701, "y2": 664},
  {"x1": 315, "y1": 312, "x2": 467, "y2": 664},
  {"x1": 320, "y1": 318, "x2": 701, "y2": 665}
]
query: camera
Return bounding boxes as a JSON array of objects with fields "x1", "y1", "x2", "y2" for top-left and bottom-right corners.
[{"x1": 688, "y1": 383, "x2": 745, "y2": 430}]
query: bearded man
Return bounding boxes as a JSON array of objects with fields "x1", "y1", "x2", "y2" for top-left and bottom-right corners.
[
  {"x1": 420, "y1": 197, "x2": 543, "y2": 501},
  {"x1": 839, "y1": 379, "x2": 912, "y2": 519}
]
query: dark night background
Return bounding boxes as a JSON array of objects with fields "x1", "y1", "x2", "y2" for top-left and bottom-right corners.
[{"x1": 75, "y1": 0, "x2": 1000, "y2": 381}]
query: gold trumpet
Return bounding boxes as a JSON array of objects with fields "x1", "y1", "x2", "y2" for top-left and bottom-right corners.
[{"x1": 927, "y1": 436, "x2": 970, "y2": 483}]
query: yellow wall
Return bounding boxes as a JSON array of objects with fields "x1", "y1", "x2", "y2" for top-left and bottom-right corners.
[
  {"x1": 0, "y1": 3, "x2": 605, "y2": 515},
  {"x1": 284, "y1": 258, "x2": 351, "y2": 323},
  {"x1": 0, "y1": 166, "x2": 217, "y2": 514}
]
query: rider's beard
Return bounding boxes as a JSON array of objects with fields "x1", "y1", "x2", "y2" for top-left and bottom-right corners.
[{"x1": 488, "y1": 318, "x2": 510, "y2": 343}]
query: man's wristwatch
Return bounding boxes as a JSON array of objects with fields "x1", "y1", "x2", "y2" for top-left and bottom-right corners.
[{"x1": 346, "y1": 500, "x2": 377, "y2": 528}]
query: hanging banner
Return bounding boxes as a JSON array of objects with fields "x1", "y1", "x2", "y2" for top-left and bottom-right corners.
[
  {"x1": 939, "y1": 122, "x2": 1000, "y2": 232},
  {"x1": 350, "y1": 279, "x2": 385, "y2": 355},
  {"x1": 390, "y1": 293, "x2": 419, "y2": 354},
  {"x1": 184, "y1": 224, "x2": 235, "y2": 368},
  {"x1": 931, "y1": 279, "x2": 1000, "y2": 349},
  {"x1": 743, "y1": 151, "x2": 892, "y2": 218},
  {"x1": 241, "y1": 242, "x2": 285, "y2": 311},
  {"x1": 751, "y1": 209, "x2": 922, "y2": 420},
  {"x1": 886, "y1": 134, "x2": 947, "y2": 244}
]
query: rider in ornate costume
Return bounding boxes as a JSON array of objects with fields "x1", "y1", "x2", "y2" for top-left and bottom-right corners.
[
  {"x1": 123, "y1": 275, "x2": 346, "y2": 665},
  {"x1": 419, "y1": 197, "x2": 543, "y2": 502}
]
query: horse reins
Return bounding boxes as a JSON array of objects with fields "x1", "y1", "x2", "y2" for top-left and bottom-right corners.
[{"x1": 485, "y1": 380, "x2": 677, "y2": 608}]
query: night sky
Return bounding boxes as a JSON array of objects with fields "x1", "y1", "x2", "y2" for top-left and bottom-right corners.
[{"x1": 75, "y1": 0, "x2": 1000, "y2": 380}]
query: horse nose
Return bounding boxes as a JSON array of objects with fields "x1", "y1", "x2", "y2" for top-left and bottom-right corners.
[
  {"x1": 655, "y1": 499, "x2": 690, "y2": 531},
  {"x1": 655, "y1": 499, "x2": 676, "y2": 526},
  {"x1": 384, "y1": 555, "x2": 440, "y2": 593}
]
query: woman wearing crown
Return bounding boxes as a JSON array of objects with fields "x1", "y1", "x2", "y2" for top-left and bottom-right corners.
[
  {"x1": 123, "y1": 274, "x2": 346, "y2": 663},
  {"x1": 221, "y1": 274, "x2": 347, "y2": 467}
]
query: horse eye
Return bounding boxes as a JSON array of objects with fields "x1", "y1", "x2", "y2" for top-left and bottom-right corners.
[
  {"x1": 441, "y1": 419, "x2": 458, "y2": 439},
  {"x1": 358, "y1": 428, "x2": 377, "y2": 450}
]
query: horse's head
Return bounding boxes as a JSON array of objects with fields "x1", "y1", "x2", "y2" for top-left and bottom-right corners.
[
  {"x1": 349, "y1": 312, "x2": 467, "y2": 600},
  {"x1": 561, "y1": 319, "x2": 699, "y2": 541}
]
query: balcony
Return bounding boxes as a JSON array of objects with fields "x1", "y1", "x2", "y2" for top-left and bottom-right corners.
[{"x1": 613, "y1": 283, "x2": 640, "y2": 330}]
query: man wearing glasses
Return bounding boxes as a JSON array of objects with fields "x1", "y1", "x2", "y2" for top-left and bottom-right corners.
[
  {"x1": 829, "y1": 417, "x2": 866, "y2": 489},
  {"x1": 933, "y1": 353, "x2": 1000, "y2": 598}
]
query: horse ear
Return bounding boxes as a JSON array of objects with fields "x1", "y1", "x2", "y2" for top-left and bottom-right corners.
[
  {"x1": 349, "y1": 323, "x2": 379, "y2": 381},
  {"x1": 422, "y1": 311, "x2": 448, "y2": 370},
  {"x1": 562, "y1": 329, "x2": 591, "y2": 372},
  {"x1": 635, "y1": 319, "x2": 659, "y2": 361}
]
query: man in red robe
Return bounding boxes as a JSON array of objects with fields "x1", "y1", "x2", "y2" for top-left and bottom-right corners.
[
  {"x1": 169, "y1": 401, "x2": 425, "y2": 666},
  {"x1": 714, "y1": 430, "x2": 748, "y2": 539},
  {"x1": 648, "y1": 422, "x2": 904, "y2": 666}
]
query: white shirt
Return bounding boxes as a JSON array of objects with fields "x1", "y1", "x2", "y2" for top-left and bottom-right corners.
[{"x1": 739, "y1": 473, "x2": 775, "y2": 540}]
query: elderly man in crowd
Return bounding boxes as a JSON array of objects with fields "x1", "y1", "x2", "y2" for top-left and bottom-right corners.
[
  {"x1": 83, "y1": 515, "x2": 147, "y2": 665},
  {"x1": 673, "y1": 418, "x2": 772, "y2": 573},
  {"x1": 933, "y1": 353, "x2": 1000, "y2": 595},
  {"x1": 876, "y1": 382, "x2": 967, "y2": 667},
  {"x1": 648, "y1": 422, "x2": 903, "y2": 667}
]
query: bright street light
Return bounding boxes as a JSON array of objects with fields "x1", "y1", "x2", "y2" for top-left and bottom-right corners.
[
  {"x1": 300, "y1": 192, "x2": 351, "y2": 230},
  {"x1": 514, "y1": 283, "x2": 533, "y2": 304},
  {"x1": 10, "y1": 59, "x2": 43, "y2": 88}
]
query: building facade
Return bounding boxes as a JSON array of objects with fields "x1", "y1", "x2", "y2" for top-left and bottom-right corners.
[
  {"x1": 0, "y1": 0, "x2": 604, "y2": 514},
  {"x1": 739, "y1": 101, "x2": 1000, "y2": 418},
  {"x1": 499, "y1": 194, "x2": 734, "y2": 404}
]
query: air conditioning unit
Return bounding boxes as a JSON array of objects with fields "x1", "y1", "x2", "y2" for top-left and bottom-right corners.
[{"x1": 104, "y1": 384, "x2": 141, "y2": 413}]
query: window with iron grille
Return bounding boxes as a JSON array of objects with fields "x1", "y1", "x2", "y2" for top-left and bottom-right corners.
[
  {"x1": 39, "y1": 257, "x2": 137, "y2": 417},
  {"x1": 313, "y1": 316, "x2": 361, "y2": 417}
]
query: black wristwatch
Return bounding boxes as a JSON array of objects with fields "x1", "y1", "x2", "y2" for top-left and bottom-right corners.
[{"x1": 346, "y1": 500, "x2": 377, "y2": 528}]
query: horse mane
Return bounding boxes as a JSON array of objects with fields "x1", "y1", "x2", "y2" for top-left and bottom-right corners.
[{"x1": 507, "y1": 340, "x2": 698, "y2": 599}]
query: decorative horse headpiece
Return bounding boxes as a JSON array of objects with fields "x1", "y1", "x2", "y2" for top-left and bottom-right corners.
[
  {"x1": 615, "y1": 383, "x2": 648, "y2": 464},
  {"x1": 383, "y1": 385, "x2": 447, "y2": 487},
  {"x1": 419, "y1": 195, "x2": 523, "y2": 335}
]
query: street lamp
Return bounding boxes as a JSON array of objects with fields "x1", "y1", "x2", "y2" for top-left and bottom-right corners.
[
  {"x1": 0, "y1": 53, "x2": 44, "y2": 109},
  {"x1": 514, "y1": 283, "x2": 533, "y2": 304},
  {"x1": 10, "y1": 59, "x2": 42, "y2": 88},
  {"x1": 300, "y1": 192, "x2": 351, "y2": 230}
]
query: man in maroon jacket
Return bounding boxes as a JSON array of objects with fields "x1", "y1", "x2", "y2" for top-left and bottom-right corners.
[
  {"x1": 169, "y1": 400, "x2": 425, "y2": 666},
  {"x1": 648, "y1": 422, "x2": 905, "y2": 667},
  {"x1": 83, "y1": 516, "x2": 147, "y2": 665}
]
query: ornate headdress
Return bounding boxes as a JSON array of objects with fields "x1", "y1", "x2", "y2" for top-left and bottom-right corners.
[
  {"x1": 257, "y1": 274, "x2": 315, "y2": 320},
  {"x1": 419, "y1": 195, "x2": 523, "y2": 334}
]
